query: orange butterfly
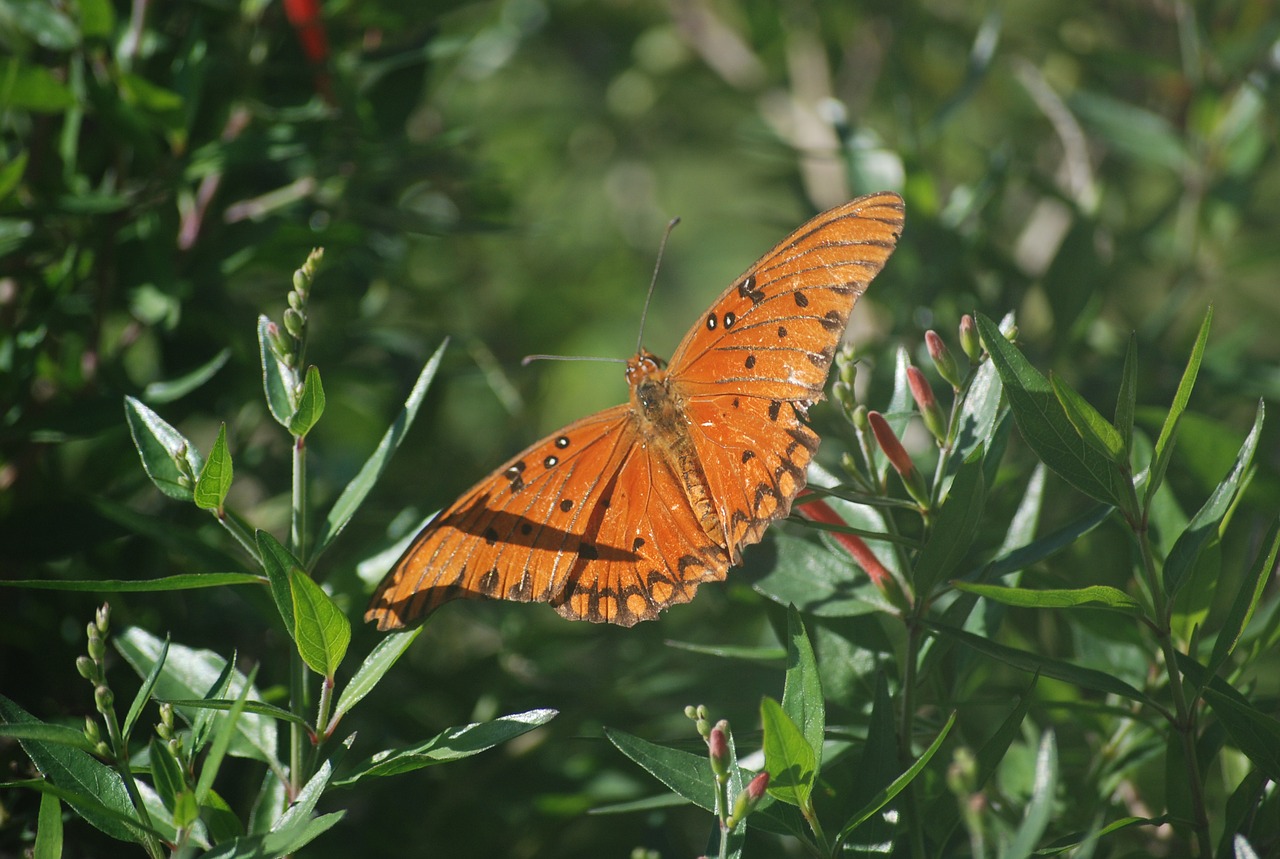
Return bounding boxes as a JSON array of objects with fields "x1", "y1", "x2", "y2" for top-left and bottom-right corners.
[{"x1": 367, "y1": 192, "x2": 904, "y2": 629}]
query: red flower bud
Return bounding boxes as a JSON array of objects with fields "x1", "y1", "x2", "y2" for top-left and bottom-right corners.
[
  {"x1": 745, "y1": 771, "x2": 769, "y2": 801},
  {"x1": 708, "y1": 726, "x2": 729, "y2": 779},
  {"x1": 868, "y1": 411, "x2": 930, "y2": 506},
  {"x1": 926, "y1": 330, "x2": 962, "y2": 389},
  {"x1": 796, "y1": 497, "x2": 893, "y2": 589}
]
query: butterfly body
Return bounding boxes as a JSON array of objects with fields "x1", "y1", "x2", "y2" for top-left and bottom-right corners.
[{"x1": 368, "y1": 192, "x2": 904, "y2": 629}]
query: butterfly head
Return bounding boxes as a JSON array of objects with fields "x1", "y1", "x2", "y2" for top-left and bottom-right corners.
[{"x1": 625, "y1": 349, "x2": 666, "y2": 386}]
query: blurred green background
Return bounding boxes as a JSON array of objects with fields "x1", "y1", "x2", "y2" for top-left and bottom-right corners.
[{"x1": 2, "y1": 0, "x2": 1278, "y2": 855}]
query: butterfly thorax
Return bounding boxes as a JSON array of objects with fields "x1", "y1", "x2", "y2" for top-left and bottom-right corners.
[{"x1": 625, "y1": 349, "x2": 730, "y2": 555}]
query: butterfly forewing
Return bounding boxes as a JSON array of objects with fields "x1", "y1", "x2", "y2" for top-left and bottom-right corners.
[{"x1": 666, "y1": 192, "x2": 904, "y2": 402}]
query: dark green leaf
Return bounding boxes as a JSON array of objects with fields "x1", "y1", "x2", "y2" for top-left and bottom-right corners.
[
  {"x1": 0, "y1": 573, "x2": 262, "y2": 592},
  {"x1": 194, "y1": 423, "x2": 233, "y2": 511},
  {"x1": 148, "y1": 737, "x2": 185, "y2": 815},
  {"x1": 761, "y1": 696, "x2": 815, "y2": 809},
  {"x1": 1145, "y1": 307, "x2": 1212, "y2": 507},
  {"x1": 290, "y1": 569, "x2": 351, "y2": 678},
  {"x1": 1202, "y1": 687, "x2": 1280, "y2": 782},
  {"x1": 1051, "y1": 374, "x2": 1125, "y2": 463},
  {"x1": 0, "y1": 59, "x2": 76, "y2": 111},
  {"x1": 602, "y1": 728, "x2": 713, "y2": 810},
  {"x1": 1209, "y1": 517, "x2": 1280, "y2": 672},
  {"x1": 913, "y1": 449, "x2": 985, "y2": 596},
  {"x1": 984, "y1": 502, "x2": 1112, "y2": 580},
  {"x1": 287, "y1": 365, "x2": 325, "y2": 437},
  {"x1": 974, "y1": 676, "x2": 1037, "y2": 790},
  {"x1": 0, "y1": 695, "x2": 143, "y2": 843},
  {"x1": 977, "y1": 314, "x2": 1123, "y2": 507},
  {"x1": 0, "y1": 150, "x2": 28, "y2": 204},
  {"x1": 143, "y1": 349, "x2": 231, "y2": 404},
  {"x1": 926, "y1": 621, "x2": 1160, "y2": 710},
  {"x1": 313, "y1": 340, "x2": 448, "y2": 560},
  {"x1": 749, "y1": 532, "x2": 886, "y2": 617},
  {"x1": 123, "y1": 635, "x2": 168, "y2": 739},
  {"x1": 338, "y1": 709, "x2": 558, "y2": 786},
  {"x1": 1116, "y1": 332, "x2": 1137, "y2": 459},
  {"x1": 200, "y1": 811, "x2": 345, "y2": 859},
  {"x1": 1069, "y1": 90, "x2": 1190, "y2": 170}
]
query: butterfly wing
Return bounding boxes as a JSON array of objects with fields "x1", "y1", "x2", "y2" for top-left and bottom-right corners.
[
  {"x1": 666, "y1": 191, "x2": 904, "y2": 402},
  {"x1": 366, "y1": 405, "x2": 732, "y2": 629},
  {"x1": 668, "y1": 192, "x2": 904, "y2": 558}
]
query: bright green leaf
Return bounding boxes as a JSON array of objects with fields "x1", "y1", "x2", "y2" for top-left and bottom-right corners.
[
  {"x1": 0, "y1": 59, "x2": 76, "y2": 111},
  {"x1": 143, "y1": 349, "x2": 231, "y2": 404},
  {"x1": 258, "y1": 315, "x2": 298, "y2": 428},
  {"x1": 290, "y1": 570, "x2": 351, "y2": 678},
  {"x1": 33, "y1": 791, "x2": 63, "y2": 859},
  {"x1": 1051, "y1": 373, "x2": 1125, "y2": 463},
  {"x1": 0, "y1": 573, "x2": 263, "y2": 592},
  {"x1": 256, "y1": 531, "x2": 299, "y2": 638},
  {"x1": 1116, "y1": 332, "x2": 1137, "y2": 460},
  {"x1": 333, "y1": 628, "x2": 422, "y2": 724},
  {"x1": 0, "y1": 150, "x2": 28, "y2": 204},
  {"x1": 194, "y1": 423, "x2": 233, "y2": 511},
  {"x1": 124, "y1": 397, "x2": 204, "y2": 502},
  {"x1": 781, "y1": 607, "x2": 823, "y2": 788},
  {"x1": 760, "y1": 696, "x2": 815, "y2": 809},
  {"x1": 952, "y1": 581, "x2": 1142, "y2": 614},
  {"x1": 287, "y1": 365, "x2": 325, "y2": 437},
  {"x1": 1146, "y1": 307, "x2": 1212, "y2": 508}
]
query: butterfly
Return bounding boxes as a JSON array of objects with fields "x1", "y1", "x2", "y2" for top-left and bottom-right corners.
[{"x1": 367, "y1": 191, "x2": 904, "y2": 629}]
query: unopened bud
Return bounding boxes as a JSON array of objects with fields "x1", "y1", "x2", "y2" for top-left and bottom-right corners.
[
  {"x1": 283, "y1": 307, "x2": 305, "y2": 339},
  {"x1": 94, "y1": 685, "x2": 114, "y2": 712},
  {"x1": 926, "y1": 331, "x2": 962, "y2": 389},
  {"x1": 84, "y1": 716, "x2": 101, "y2": 744},
  {"x1": 95, "y1": 604, "x2": 110, "y2": 634},
  {"x1": 959, "y1": 315, "x2": 981, "y2": 364},
  {"x1": 684, "y1": 705, "x2": 698, "y2": 720},
  {"x1": 708, "y1": 725, "x2": 730, "y2": 779},
  {"x1": 726, "y1": 772, "x2": 770, "y2": 829},
  {"x1": 868, "y1": 411, "x2": 929, "y2": 506},
  {"x1": 907, "y1": 366, "x2": 947, "y2": 443},
  {"x1": 76, "y1": 656, "x2": 97, "y2": 681},
  {"x1": 851, "y1": 404, "x2": 869, "y2": 431}
]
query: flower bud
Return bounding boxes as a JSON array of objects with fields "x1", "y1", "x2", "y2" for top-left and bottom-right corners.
[
  {"x1": 708, "y1": 725, "x2": 730, "y2": 779},
  {"x1": 95, "y1": 604, "x2": 111, "y2": 635},
  {"x1": 95, "y1": 741, "x2": 112, "y2": 758},
  {"x1": 684, "y1": 705, "x2": 698, "y2": 721},
  {"x1": 84, "y1": 716, "x2": 101, "y2": 744},
  {"x1": 851, "y1": 404, "x2": 869, "y2": 432},
  {"x1": 283, "y1": 307, "x2": 305, "y2": 339},
  {"x1": 76, "y1": 655, "x2": 97, "y2": 681},
  {"x1": 87, "y1": 630, "x2": 105, "y2": 663},
  {"x1": 94, "y1": 685, "x2": 114, "y2": 712},
  {"x1": 726, "y1": 772, "x2": 770, "y2": 829},
  {"x1": 868, "y1": 411, "x2": 929, "y2": 506},
  {"x1": 926, "y1": 330, "x2": 962, "y2": 390},
  {"x1": 907, "y1": 366, "x2": 947, "y2": 443},
  {"x1": 959, "y1": 315, "x2": 981, "y2": 364}
]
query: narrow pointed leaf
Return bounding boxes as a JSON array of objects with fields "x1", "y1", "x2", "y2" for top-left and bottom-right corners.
[
  {"x1": 290, "y1": 570, "x2": 351, "y2": 678},
  {"x1": 913, "y1": 449, "x2": 985, "y2": 596},
  {"x1": 1202, "y1": 687, "x2": 1280, "y2": 782},
  {"x1": 312, "y1": 339, "x2": 449, "y2": 560},
  {"x1": 193, "y1": 423, "x2": 233, "y2": 511},
  {"x1": 952, "y1": 581, "x2": 1142, "y2": 614},
  {"x1": 287, "y1": 366, "x2": 325, "y2": 437},
  {"x1": 761, "y1": 696, "x2": 815, "y2": 808},
  {"x1": 1210, "y1": 517, "x2": 1280, "y2": 672},
  {"x1": 781, "y1": 607, "x2": 823, "y2": 787},
  {"x1": 1116, "y1": 332, "x2": 1137, "y2": 459},
  {"x1": 143, "y1": 348, "x2": 231, "y2": 404},
  {"x1": 1051, "y1": 374, "x2": 1125, "y2": 462},
  {"x1": 1146, "y1": 307, "x2": 1212, "y2": 507},
  {"x1": 0, "y1": 573, "x2": 262, "y2": 592},
  {"x1": 124, "y1": 396, "x2": 203, "y2": 501},
  {"x1": 34, "y1": 792, "x2": 62, "y2": 859},
  {"x1": 148, "y1": 736, "x2": 185, "y2": 814},
  {"x1": 333, "y1": 628, "x2": 423, "y2": 723},
  {"x1": 1164, "y1": 400, "x2": 1263, "y2": 598},
  {"x1": 123, "y1": 635, "x2": 169, "y2": 739},
  {"x1": 1003, "y1": 731, "x2": 1058, "y2": 859},
  {"x1": 195, "y1": 665, "x2": 256, "y2": 803},
  {"x1": 976, "y1": 314, "x2": 1121, "y2": 506}
]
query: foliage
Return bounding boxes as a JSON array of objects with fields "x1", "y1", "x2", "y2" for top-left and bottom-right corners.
[{"x1": 2, "y1": 1, "x2": 1279, "y2": 857}]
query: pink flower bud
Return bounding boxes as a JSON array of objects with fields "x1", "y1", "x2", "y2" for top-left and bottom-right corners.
[
  {"x1": 868, "y1": 411, "x2": 930, "y2": 506},
  {"x1": 746, "y1": 771, "x2": 769, "y2": 801},
  {"x1": 907, "y1": 366, "x2": 947, "y2": 443},
  {"x1": 708, "y1": 726, "x2": 729, "y2": 779},
  {"x1": 926, "y1": 330, "x2": 962, "y2": 389}
]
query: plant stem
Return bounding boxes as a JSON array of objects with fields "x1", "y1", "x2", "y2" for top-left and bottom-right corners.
[
  {"x1": 899, "y1": 616, "x2": 927, "y2": 859},
  {"x1": 289, "y1": 432, "x2": 309, "y2": 796}
]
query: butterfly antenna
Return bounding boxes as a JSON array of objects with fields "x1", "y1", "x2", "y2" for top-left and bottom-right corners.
[
  {"x1": 521, "y1": 353, "x2": 626, "y2": 367},
  {"x1": 634, "y1": 216, "x2": 681, "y2": 355}
]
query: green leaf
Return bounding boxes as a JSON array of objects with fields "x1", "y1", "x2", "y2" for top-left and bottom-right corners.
[
  {"x1": 312, "y1": 340, "x2": 448, "y2": 560},
  {"x1": 76, "y1": 0, "x2": 117, "y2": 38},
  {"x1": 952, "y1": 581, "x2": 1142, "y2": 614},
  {"x1": 114, "y1": 628, "x2": 278, "y2": 767},
  {"x1": 926, "y1": 621, "x2": 1161, "y2": 710},
  {"x1": 949, "y1": 358, "x2": 1003, "y2": 483},
  {"x1": 143, "y1": 349, "x2": 231, "y2": 404},
  {"x1": 0, "y1": 150, "x2": 28, "y2": 204},
  {"x1": 0, "y1": 573, "x2": 263, "y2": 592},
  {"x1": 1209, "y1": 517, "x2": 1280, "y2": 673},
  {"x1": 290, "y1": 570, "x2": 351, "y2": 678},
  {"x1": 984, "y1": 502, "x2": 1112, "y2": 580},
  {"x1": 201, "y1": 811, "x2": 345, "y2": 859},
  {"x1": 124, "y1": 396, "x2": 204, "y2": 501},
  {"x1": 760, "y1": 696, "x2": 815, "y2": 809},
  {"x1": 781, "y1": 607, "x2": 824, "y2": 788},
  {"x1": 332, "y1": 628, "x2": 423, "y2": 724},
  {"x1": 1069, "y1": 90, "x2": 1190, "y2": 170},
  {"x1": 287, "y1": 365, "x2": 325, "y2": 437},
  {"x1": 256, "y1": 531, "x2": 299, "y2": 638},
  {"x1": 1202, "y1": 687, "x2": 1280, "y2": 783},
  {"x1": 602, "y1": 728, "x2": 714, "y2": 811},
  {"x1": 1051, "y1": 374, "x2": 1125, "y2": 463},
  {"x1": 748, "y1": 532, "x2": 885, "y2": 617},
  {"x1": 152, "y1": 697, "x2": 305, "y2": 726},
  {"x1": 974, "y1": 676, "x2": 1037, "y2": 791},
  {"x1": 1164, "y1": 399, "x2": 1263, "y2": 598},
  {"x1": 976, "y1": 314, "x2": 1123, "y2": 507},
  {"x1": 0, "y1": 59, "x2": 76, "y2": 111},
  {"x1": 1146, "y1": 307, "x2": 1212, "y2": 508},
  {"x1": 148, "y1": 736, "x2": 186, "y2": 816},
  {"x1": 0, "y1": 695, "x2": 144, "y2": 844},
  {"x1": 835, "y1": 711, "x2": 956, "y2": 845},
  {"x1": 913, "y1": 448, "x2": 985, "y2": 596},
  {"x1": 1003, "y1": 731, "x2": 1058, "y2": 859},
  {"x1": 34, "y1": 792, "x2": 62, "y2": 859},
  {"x1": 195, "y1": 665, "x2": 256, "y2": 804},
  {"x1": 0, "y1": 722, "x2": 97, "y2": 753},
  {"x1": 9, "y1": 0, "x2": 80, "y2": 49},
  {"x1": 337, "y1": 709, "x2": 557, "y2": 786},
  {"x1": 194, "y1": 423, "x2": 233, "y2": 511},
  {"x1": 1116, "y1": 332, "x2": 1137, "y2": 460},
  {"x1": 258, "y1": 315, "x2": 299, "y2": 428},
  {"x1": 123, "y1": 635, "x2": 168, "y2": 739}
]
